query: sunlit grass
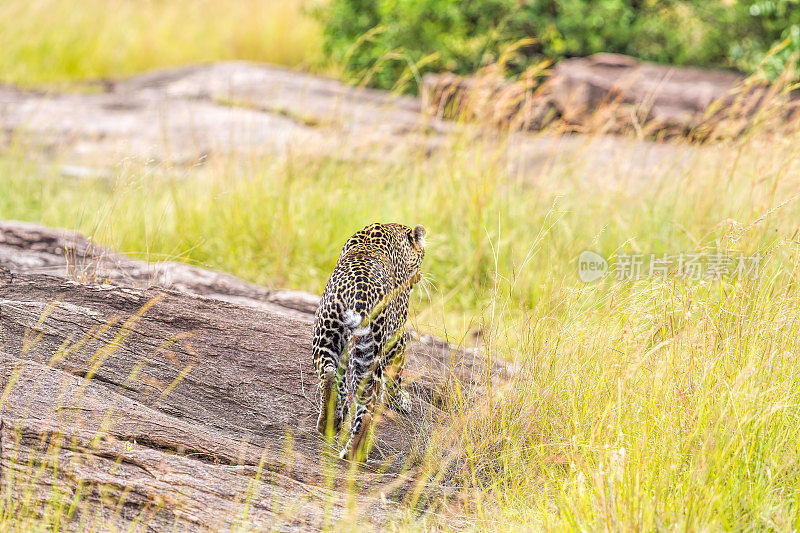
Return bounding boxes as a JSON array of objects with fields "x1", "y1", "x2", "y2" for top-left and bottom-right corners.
[
  {"x1": 0, "y1": 0, "x2": 323, "y2": 86},
  {"x1": 1, "y1": 126, "x2": 797, "y2": 328},
  {"x1": 4, "y1": 0, "x2": 799, "y2": 527},
  {"x1": 2, "y1": 118, "x2": 800, "y2": 528}
]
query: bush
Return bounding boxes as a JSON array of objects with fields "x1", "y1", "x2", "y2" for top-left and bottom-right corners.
[
  {"x1": 320, "y1": 0, "x2": 800, "y2": 93},
  {"x1": 729, "y1": 0, "x2": 800, "y2": 79}
]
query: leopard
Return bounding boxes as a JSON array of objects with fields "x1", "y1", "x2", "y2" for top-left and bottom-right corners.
[{"x1": 312, "y1": 222, "x2": 426, "y2": 461}]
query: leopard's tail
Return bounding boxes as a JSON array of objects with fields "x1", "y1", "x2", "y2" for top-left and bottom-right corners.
[
  {"x1": 343, "y1": 309, "x2": 376, "y2": 379},
  {"x1": 343, "y1": 309, "x2": 372, "y2": 348},
  {"x1": 316, "y1": 309, "x2": 368, "y2": 435}
]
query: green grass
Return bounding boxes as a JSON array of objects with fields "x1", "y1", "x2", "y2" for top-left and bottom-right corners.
[
  {"x1": 1, "y1": 129, "x2": 795, "y2": 328},
  {"x1": 0, "y1": 0, "x2": 323, "y2": 86},
  {"x1": 2, "y1": 120, "x2": 800, "y2": 529},
  {"x1": 5, "y1": 1, "x2": 800, "y2": 527}
]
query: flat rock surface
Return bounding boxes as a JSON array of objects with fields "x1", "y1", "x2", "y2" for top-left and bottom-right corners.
[{"x1": 0, "y1": 62, "x2": 428, "y2": 166}]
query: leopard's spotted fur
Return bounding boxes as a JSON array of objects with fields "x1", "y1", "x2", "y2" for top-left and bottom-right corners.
[{"x1": 313, "y1": 222, "x2": 426, "y2": 460}]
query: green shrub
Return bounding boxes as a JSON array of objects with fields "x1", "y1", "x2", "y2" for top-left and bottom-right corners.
[
  {"x1": 320, "y1": 0, "x2": 800, "y2": 93},
  {"x1": 729, "y1": 0, "x2": 800, "y2": 79}
]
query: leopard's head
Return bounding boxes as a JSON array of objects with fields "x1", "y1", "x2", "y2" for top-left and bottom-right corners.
[
  {"x1": 340, "y1": 222, "x2": 426, "y2": 286},
  {"x1": 399, "y1": 224, "x2": 426, "y2": 286}
]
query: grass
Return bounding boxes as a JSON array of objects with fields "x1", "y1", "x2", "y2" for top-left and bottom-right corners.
[
  {"x1": 0, "y1": 0, "x2": 323, "y2": 86},
  {"x1": 1, "y1": 126, "x2": 795, "y2": 325},
  {"x1": 2, "y1": 113, "x2": 800, "y2": 528},
  {"x1": 5, "y1": 1, "x2": 800, "y2": 527}
]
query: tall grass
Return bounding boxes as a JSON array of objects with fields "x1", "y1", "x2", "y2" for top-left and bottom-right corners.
[
  {"x1": 0, "y1": 0, "x2": 322, "y2": 86},
  {"x1": 1, "y1": 127, "x2": 796, "y2": 326},
  {"x1": 1, "y1": 119, "x2": 800, "y2": 528},
  {"x1": 429, "y1": 245, "x2": 800, "y2": 529}
]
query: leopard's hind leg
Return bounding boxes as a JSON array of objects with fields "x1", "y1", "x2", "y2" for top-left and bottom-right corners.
[
  {"x1": 378, "y1": 332, "x2": 411, "y2": 415},
  {"x1": 313, "y1": 314, "x2": 348, "y2": 435}
]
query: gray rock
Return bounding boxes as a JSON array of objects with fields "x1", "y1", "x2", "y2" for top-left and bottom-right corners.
[
  {"x1": 0, "y1": 62, "x2": 430, "y2": 167},
  {"x1": 421, "y1": 53, "x2": 799, "y2": 139}
]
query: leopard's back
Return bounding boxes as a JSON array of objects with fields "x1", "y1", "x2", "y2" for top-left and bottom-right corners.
[{"x1": 313, "y1": 223, "x2": 424, "y2": 362}]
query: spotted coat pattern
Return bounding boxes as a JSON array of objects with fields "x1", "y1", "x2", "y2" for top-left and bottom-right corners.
[{"x1": 312, "y1": 222, "x2": 426, "y2": 460}]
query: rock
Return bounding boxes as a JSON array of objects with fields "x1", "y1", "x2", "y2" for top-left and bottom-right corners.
[
  {"x1": 421, "y1": 69, "x2": 556, "y2": 131},
  {"x1": 0, "y1": 62, "x2": 431, "y2": 167},
  {"x1": 0, "y1": 60, "x2": 728, "y2": 184},
  {"x1": 422, "y1": 53, "x2": 798, "y2": 139},
  {"x1": 0, "y1": 220, "x2": 499, "y2": 530},
  {"x1": 0, "y1": 219, "x2": 310, "y2": 318},
  {"x1": 548, "y1": 53, "x2": 752, "y2": 137}
]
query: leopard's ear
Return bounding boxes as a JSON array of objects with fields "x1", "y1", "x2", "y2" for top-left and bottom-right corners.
[{"x1": 412, "y1": 224, "x2": 426, "y2": 251}]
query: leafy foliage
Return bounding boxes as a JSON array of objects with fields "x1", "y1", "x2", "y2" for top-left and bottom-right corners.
[
  {"x1": 320, "y1": 0, "x2": 800, "y2": 92},
  {"x1": 729, "y1": 0, "x2": 800, "y2": 79}
]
